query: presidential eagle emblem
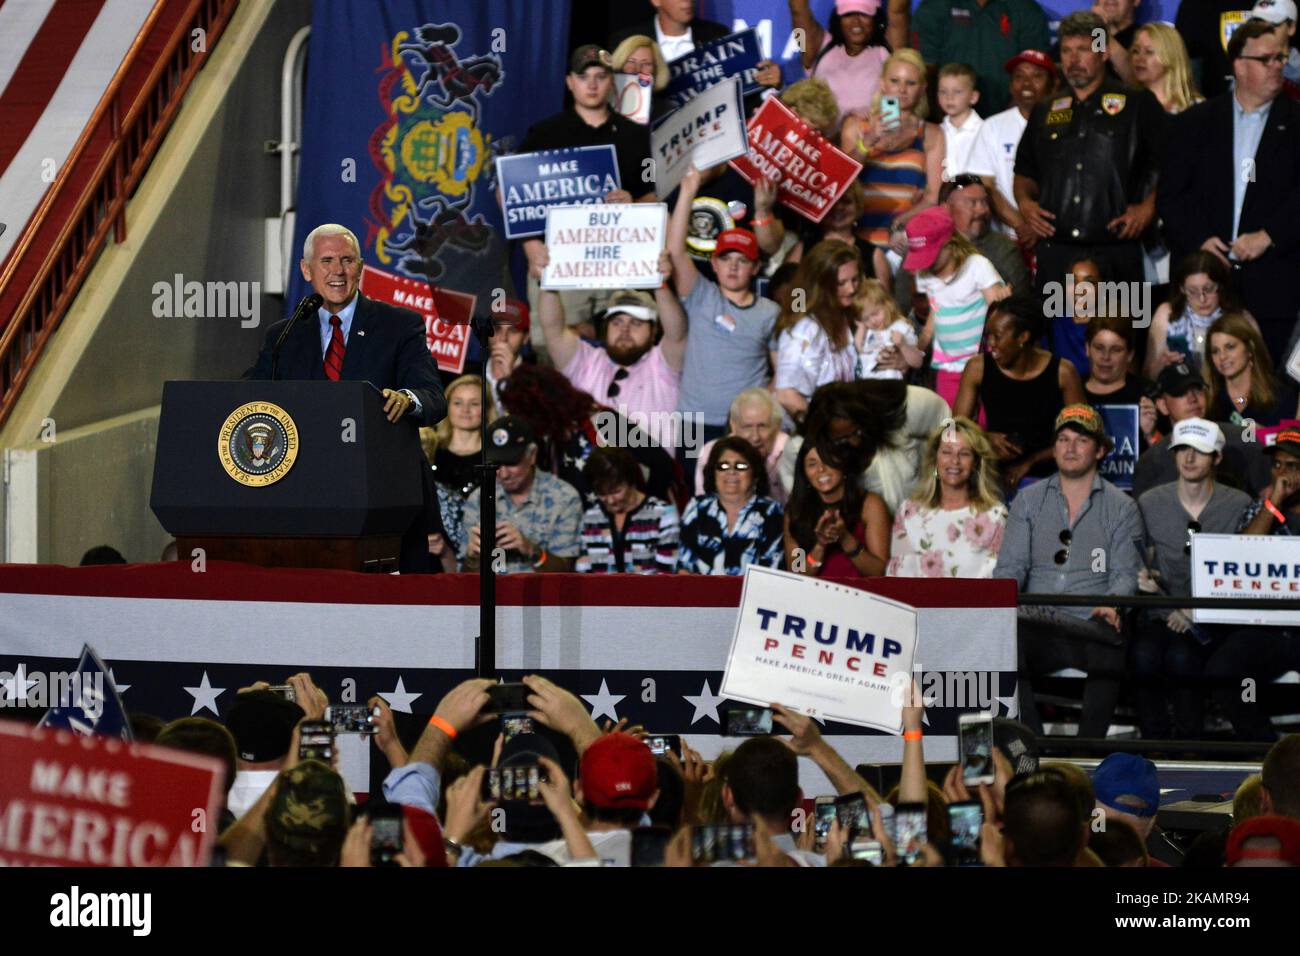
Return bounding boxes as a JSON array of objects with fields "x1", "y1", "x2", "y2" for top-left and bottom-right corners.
[{"x1": 217, "y1": 402, "x2": 299, "y2": 486}]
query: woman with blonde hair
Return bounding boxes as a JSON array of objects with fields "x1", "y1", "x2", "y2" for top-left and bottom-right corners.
[
  {"x1": 886, "y1": 417, "x2": 1007, "y2": 578},
  {"x1": 1205, "y1": 312, "x2": 1292, "y2": 425},
  {"x1": 841, "y1": 48, "x2": 945, "y2": 292},
  {"x1": 609, "y1": 34, "x2": 671, "y2": 122},
  {"x1": 1130, "y1": 23, "x2": 1203, "y2": 114},
  {"x1": 773, "y1": 240, "x2": 865, "y2": 422},
  {"x1": 427, "y1": 374, "x2": 499, "y2": 497}
]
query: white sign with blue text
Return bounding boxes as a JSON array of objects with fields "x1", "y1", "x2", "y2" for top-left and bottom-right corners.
[
  {"x1": 1191, "y1": 534, "x2": 1300, "y2": 626},
  {"x1": 720, "y1": 567, "x2": 919, "y2": 732},
  {"x1": 651, "y1": 76, "x2": 749, "y2": 199}
]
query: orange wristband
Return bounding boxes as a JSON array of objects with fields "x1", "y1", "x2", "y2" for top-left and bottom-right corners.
[
  {"x1": 1265, "y1": 499, "x2": 1287, "y2": 525},
  {"x1": 903, "y1": 730, "x2": 923, "y2": 741},
  {"x1": 428, "y1": 715, "x2": 457, "y2": 739}
]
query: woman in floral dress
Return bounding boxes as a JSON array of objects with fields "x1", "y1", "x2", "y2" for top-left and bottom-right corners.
[{"x1": 886, "y1": 417, "x2": 1007, "y2": 578}]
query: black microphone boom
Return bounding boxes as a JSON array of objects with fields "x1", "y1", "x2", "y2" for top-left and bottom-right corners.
[{"x1": 271, "y1": 293, "x2": 324, "y2": 380}]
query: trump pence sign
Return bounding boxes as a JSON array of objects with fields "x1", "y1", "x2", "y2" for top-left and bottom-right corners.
[{"x1": 720, "y1": 568, "x2": 919, "y2": 732}]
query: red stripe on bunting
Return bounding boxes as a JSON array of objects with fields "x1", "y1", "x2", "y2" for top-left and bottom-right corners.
[
  {"x1": 0, "y1": 562, "x2": 1017, "y2": 608},
  {"x1": 0, "y1": 0, "x2": 108, "y2": 173}
]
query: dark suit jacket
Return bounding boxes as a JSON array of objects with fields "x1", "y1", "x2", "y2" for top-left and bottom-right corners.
[
  {"x1": 609, "y1": 17, "x2": 731, "y2": 53},
  {"x1": 247, "y1": 294, "x2": 446, "y2": 427},
  {"x1": 1159, "y1": 93, "x2": 1300, "y2": 330}
]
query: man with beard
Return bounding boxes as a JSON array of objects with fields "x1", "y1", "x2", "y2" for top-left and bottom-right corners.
[
  {"x1": 943, "y1": 175, "x2": 1030, "y2": 294},
  {"x1": 1015, "y1": 11, "x2": 1165, "y2": 294},
  {"x1": 966, "y1": 49, "x2": 1057, "y2": 239},
  {"x1": 534, "y1": 252, "x2": 687, "y2": 453},
  {"x1": 994, "y1": 404, "x2": 1145, "y2": 737}
]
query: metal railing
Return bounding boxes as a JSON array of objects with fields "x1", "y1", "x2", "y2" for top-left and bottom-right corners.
[{"x1": 0, "y1": 0, "x2": 241, "y2": 431}]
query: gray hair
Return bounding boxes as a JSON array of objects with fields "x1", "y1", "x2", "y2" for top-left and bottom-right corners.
[
  {"x1": 729, "y1": 388, "x2": 783, "y2": 429},
  {"x1": 302, "y1": 224, "x2": 362, "y2": 261}
]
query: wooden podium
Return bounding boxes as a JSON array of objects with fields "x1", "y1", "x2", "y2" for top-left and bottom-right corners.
[{"x1": 150, "y1": 380, "x2": 424, "y2": 572}]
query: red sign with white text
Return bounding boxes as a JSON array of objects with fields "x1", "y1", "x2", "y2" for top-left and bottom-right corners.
[
  {"x1": 0, "y1": 719, "x2": 224, "y2": 866},
  {"x1": 729, "y1": 97, "x2": 862, "y2": 224},
  {"x1": 361, "y1": 264, "x2": 475, "y2": 374}
]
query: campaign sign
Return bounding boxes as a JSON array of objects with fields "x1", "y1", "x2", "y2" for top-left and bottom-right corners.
[
  {"x1": 1255, "y1": 419, "x2": 1300, "y2": 448},
  {"x1": 0, "y1": 719, "x2": 224, "y2": 866},
  {"x1": 496, "y1": 145, "x2": 621, "y2": 240},
  {"x1": 1097, "y1": 404, "x2": 1139, "y2": 491},
  {"x1": 361, "y1": 264, "x2": 474, "y2": 374},
  {"x1": 1191, "y1": 534, "x2": 1300, "y2": 625},
  {"x1": 651, "y1": 76, "x2": 749, "y2": 199},
  {"x1": 612, "y1": 73, "x2": 654, "y2": 125},
  {"x1": 542, "y1": 203, "x2": 668, "y2": 291},
  {"x1": 730, "y1": 98, "x2": 862, "y2": 223},
  {"x1": 719, "y1": 567, "x2": 919, "y2": 732},
  {"x1": 39, "y1": 644, "x2": 132, "y2": 741},
  {"x1": 663, "y1": 28, "x2": 764, "y2": 111}
]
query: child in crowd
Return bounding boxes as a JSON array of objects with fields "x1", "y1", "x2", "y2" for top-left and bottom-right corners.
[
  {"x1": 936, "y1": 63, "x2": 983, "y2": 180},
  {"x1": 855, "y1": 278, "x2": 923, "y2": 379},
  {"x1": 906, "y1": 206, "x2": 1010, "y2": 408}
]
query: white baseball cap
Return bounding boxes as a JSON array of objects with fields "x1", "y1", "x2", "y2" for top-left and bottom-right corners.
[
  {"x1": 1251, "y1": 0, "x2": 1297, "y2": 24},
  {"x1": 1171, "y1": 418, "x2": 1225, "y2": 455}
]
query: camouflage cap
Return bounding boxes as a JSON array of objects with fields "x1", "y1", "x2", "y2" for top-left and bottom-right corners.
[{"x1": 266, "y1": 760, "x2": 349, "y2": 861}]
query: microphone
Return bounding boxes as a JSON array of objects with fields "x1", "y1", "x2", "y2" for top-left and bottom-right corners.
[{"x1": 271, "y1": 293, "x2": 324, "y2": 381}]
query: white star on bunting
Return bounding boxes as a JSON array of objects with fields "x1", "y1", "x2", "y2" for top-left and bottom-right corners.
[
  {"x1": 581, "y1": 678, "x2": 625, "y2": 722},
  {"x1": 682, "y1": 679, "x2": 724, "y2": 725},
  {"x1": 0, "y1": 664, "x2": 37, "y2": 703},
  {"x1": 108, "y1": 669, "x2": 130, "y2": 695},
  {"x1": 379, "y1": 676, "x2": 422, "y2": 714},
  {"x1": 183, "y1": 671, "x2": 225, "y2": 716}
]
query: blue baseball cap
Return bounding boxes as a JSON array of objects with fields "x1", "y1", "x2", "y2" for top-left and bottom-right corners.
[{"x1": 1093, "y1": 753, "x2": 1160, "y2": 818}]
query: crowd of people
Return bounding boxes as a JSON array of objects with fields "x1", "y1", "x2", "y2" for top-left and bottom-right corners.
[
  {"x1": 403, "y1": 0, "x2": 1300, "y2": 743},
  {"x1": 120, "y1": 672, "x2": 1300, "y2": 868}
]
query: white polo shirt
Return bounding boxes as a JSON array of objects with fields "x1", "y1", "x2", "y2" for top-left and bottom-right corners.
[
  {"x1": 941, "y1": 112, "x2": 984, "y2": 178},
  {"x1": 966, "y1": 106, "x2": 1029, "y2": 236}
]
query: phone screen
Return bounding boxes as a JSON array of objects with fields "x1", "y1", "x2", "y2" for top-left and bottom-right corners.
[
  {"x1": 501, "y1": 712, "x2": 534, "y2": 743},
  {"x1": 948, "y1": 801, "x2": 982, "y2": 862},
  {"x1": 849, "y1": 839, "x2": 883, "y2": 865},
  {"x1": 834, "y1": 793, "x2": 870, "y2": 832},
  {"x1": 644, "y1": 734, "x2": 681, "y2": 758},
  {"x1": 328, "y1": 704, "x2": 378, "y2": 735},
  {"x1": 691, "y1": 824, "x2": 755, "y2": 864},
  {"x1": 483, "y1": 764, "x2": 545, "y2": 804},
  {"x1": 723, "y1": 706, "x2": 773, "y2": 736},
  {"x1": 959, "y1": 715, "x2": 995, "y2": 786},
  {"x1": 880, "y1": 95, "x2": 901, "y2": 127},
  {"x1": 814, "y1": 799, "x2": 836, "y2": 852},
  {"x1": 298, "y1": 721, "x2": 334, "y2": 762},
  {"x1": 894, "y1": 803, "x2": 928, "y2": 865},
  {"x1": 370, "y1": 813, "x2": 404, "y2": 866}
]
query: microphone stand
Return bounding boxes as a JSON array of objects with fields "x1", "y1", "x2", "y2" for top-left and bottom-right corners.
[{"x1": 471, "y1": 311, "x2": 499, "y2": 679}]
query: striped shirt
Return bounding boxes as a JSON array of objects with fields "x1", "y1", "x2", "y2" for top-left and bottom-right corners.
[
  {"x1": 575, "y1": 496, "x2": 679, "y2": 574},
  {"x1": 916, "y1": 253, "x2": 1001, "y2": 372},
  {"x1": 856, "y1": 130, "x2": 927, "y2": 248}
]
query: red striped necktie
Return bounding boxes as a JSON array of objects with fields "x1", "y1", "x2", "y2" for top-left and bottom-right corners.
[{"x1": 324, "y1": 314, "x2": 346, "y2": 381}]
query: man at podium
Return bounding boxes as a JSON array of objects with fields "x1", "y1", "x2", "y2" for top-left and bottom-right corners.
[{"x1": 247, "y1": 223, "x2": 448, "y2": 571}]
